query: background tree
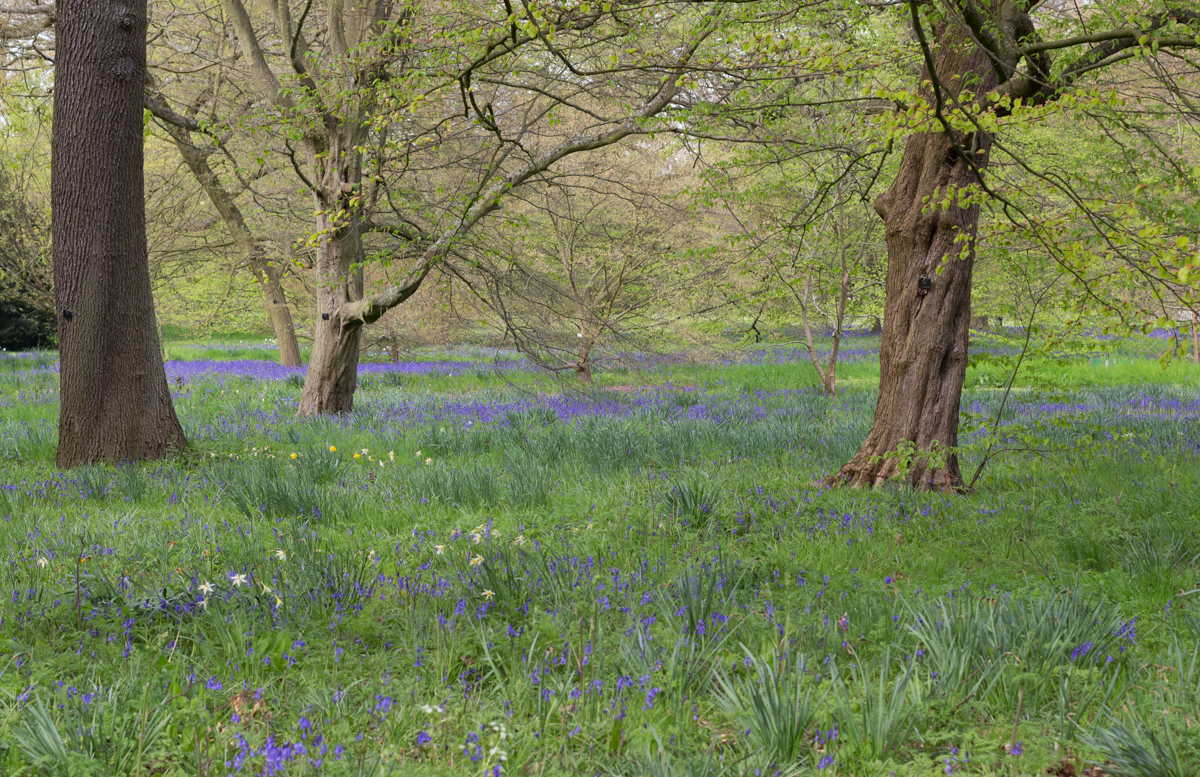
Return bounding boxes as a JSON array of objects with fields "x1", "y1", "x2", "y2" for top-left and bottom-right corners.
[
  {"x1": 144, "y1": 77, "x2": 304, "y2": 366},
  {"x1": 206, "y1": 0, "x2": 739, "y2": 415},
  {"x1": 0, "y1": 140, "x2": 54, "y2": 350},
  {"x1": 467, "y1": 146, "x2": 691, "y2": 385},
  {"x1": 51, "y1": 0, "x2": 186, "y2": 465},
  {"x1": 706, "y1": 138, "x2": 887, "y2": 395}
]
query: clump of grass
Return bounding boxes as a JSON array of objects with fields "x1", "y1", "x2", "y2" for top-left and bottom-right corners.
[
  {"x1": 716, "y1": 648, "x2": 820, "y2": 771},
  {"x1": 1082, "y1": 712, "x2": 1192, "y2": 777},
  {"x1": 75, "y1": 464, "x2": 109, "y2": 501},
  {"x1": 904, "y1": 590, "x2": 1133, "y2": 711},
  {"x1": 402, "y1": 462, "x2": 501, "y2": 508},
  {"x1": 114, "y1": 465, "x2": 148, "y2": 503},
  {"x1": 664, "y1": 470, "x2": 720, "y2": 525},
  {"x1": 829, "y1": 649, "x2": 924, "y2": 763},
  {"x1": 1120, "y1": 522, "x2": 1194, "y2": 578},
  {"x1": 507, "y1": 459, "x2": 555, "y2": 507}
]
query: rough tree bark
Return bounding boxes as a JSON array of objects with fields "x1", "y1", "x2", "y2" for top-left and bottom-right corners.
[
  {"x1": 825, "y1": 17, "x2": 996, "y2": 491},
  {"x1": 298, "y1": 201, "x2": 368, "y2": 416},
  {"x1": 52, "y1": 0, "x2": 187, "y2": 466}
]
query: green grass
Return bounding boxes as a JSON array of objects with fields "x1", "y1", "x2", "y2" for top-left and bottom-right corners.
[{"x1": 0, "y1": 340, "x2": 1197, "y2": 775}]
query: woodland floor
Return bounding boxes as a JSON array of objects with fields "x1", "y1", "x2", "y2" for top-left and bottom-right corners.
[{"x1": 0, "y1": 334, "x2": 1198, "y2": 776}]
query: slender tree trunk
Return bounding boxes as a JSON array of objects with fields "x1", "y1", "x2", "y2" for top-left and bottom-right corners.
[
  {"x1": 798, "y1": 274, "x2": 835, "y2": 396},
  {"x1": 253, "y1": 266, "x2": 303, "y2": 367},
  {"x1": 52, "y1": 0, "x2": 187, "y2": 467},
  {"x1": 826, "y1": 22, "x2": 995, "y2": 492},
  {"x1": 1193, "y1": 309, "x2": 1198, "y2": 364},
  {"x1": 159, "y1": 119, "x2": 304, "y2": 367}
]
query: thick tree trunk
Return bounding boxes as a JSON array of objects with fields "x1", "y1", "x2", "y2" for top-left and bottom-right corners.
[
  {"x1": 826, "y1": 22, "x2": 995, "y2": 492},
  {"x1": 297, "y1": 213, "x2": 364, "y2": 416},
  {"x1": 52, "y1": 0, "x2": 187, "y2": 467}
]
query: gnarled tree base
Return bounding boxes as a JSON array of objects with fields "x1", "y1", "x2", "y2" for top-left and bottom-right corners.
[{"x1": 823, "y1": 447, "x2": 964, "y2": 493}]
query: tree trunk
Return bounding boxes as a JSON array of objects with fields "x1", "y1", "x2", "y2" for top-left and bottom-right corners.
[
  {"x1": 389, "y1": 335, "x2": 400, "y2": 363},
  {"x1": 826, "y1": 21, "x2": 995, "y2": 492},
  {"x1": 576, "y1": 339, "x2": 594, "y2": 386},
  {"x1": 157, "y1": 115, "x2": 304, "y2": 368},
  {"x1": 1193, "y1": 309, "x2": 1198, "y2": 364},
  {"x1": 297, "y1": 211, "x2": 364, "y2": 416},
  {"x1": 52, "y1": 0, "x2": 187, "y2": 467},
  {"x1": 255, "y1": 266, "x2": 303, "y2": 367}
]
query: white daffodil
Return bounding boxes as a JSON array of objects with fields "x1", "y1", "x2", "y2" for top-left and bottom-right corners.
[
  {"x1": 198, "y1": 580, "x2": 215, "y2": 596},
  {"x1": 434, "y1": 545, "x2": 446, "y2": 555},
  {"x1": 230, "y1": 573, "x2": 248, "y2": 588},
  {"x1": 274, "y1": 549, "x2": 287, "y2": 561},
  {"x1": 469, "y1": 555, "x2": 484, "y2": 567},
  {"x1": 482, "y1": 589, "x2": 495, "y2": 600},
  {"x1": 36, "y1": 556, "x2": 48, "y2": 569}
]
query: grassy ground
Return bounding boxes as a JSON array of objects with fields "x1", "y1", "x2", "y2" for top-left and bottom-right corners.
[{"x1": 0, "y1": 338, "x2": 1198, "y2": 776}]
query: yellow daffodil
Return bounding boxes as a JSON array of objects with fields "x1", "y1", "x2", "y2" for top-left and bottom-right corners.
[
  {"x1": 290, "y1": 452, "x2": 298, "y2": 459},
  {"x1": 329, "y1": 445, "x2": 337, "y2": 452}
]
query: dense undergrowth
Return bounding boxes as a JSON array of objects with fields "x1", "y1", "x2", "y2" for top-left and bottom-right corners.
[{"x1": 0, "y1": 340, "x2": 1198, "y2": 776}]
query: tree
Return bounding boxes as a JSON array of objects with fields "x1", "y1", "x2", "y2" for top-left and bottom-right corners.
[
  {"x1": 468, "y1": 146, "x2": 688, "y2": 385},
  {"x1": 144, "y1": 81, "x2": 304, "y2": 366},
  {"x1": 52, "y1": 0, "x2": 187, "y2": 465},
  {"x1": 209, "y1": 0, "x2": 734, "y2": 416},
  {"x1": 824, "y1": 2, "x2": 1200, "y2": 490},
  {"x1": 706, "y1": 133, "x2": 886, "y2": 396},
  {"x1": 0, "y1": 147, "x2": 55, "y2": 350}
]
